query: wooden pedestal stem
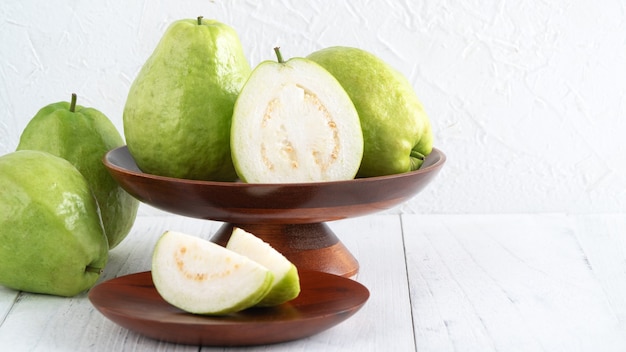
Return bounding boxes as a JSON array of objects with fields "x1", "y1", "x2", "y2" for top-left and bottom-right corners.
[{"x1": 211, "y1": 222, "x2": 359, "y2": 278}]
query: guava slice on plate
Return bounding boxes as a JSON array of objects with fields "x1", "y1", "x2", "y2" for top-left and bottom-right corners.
[{"x1": 151, "y1": 231, "x2": 274, "y2": 315}]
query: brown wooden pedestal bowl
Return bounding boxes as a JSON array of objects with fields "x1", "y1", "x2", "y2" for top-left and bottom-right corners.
[{"x1": 103, "y1": 146, "x2": 446, "y2": 278}]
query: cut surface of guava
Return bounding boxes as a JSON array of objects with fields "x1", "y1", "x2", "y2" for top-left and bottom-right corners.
[
  {"x1": 226, "y1": 228, "x2": 300, "y2": 306},
  {"x1": 231, "y1": 56, "x2": 363, "y2": 183},
  {"x1": 151, "y1": 231, "x2": 273, "y2": 315}
]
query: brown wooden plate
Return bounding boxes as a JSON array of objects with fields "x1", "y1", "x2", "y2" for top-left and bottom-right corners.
[
  {"x1": 89, "y1": 270, "x2": 370, "y2": 346},
  {"x1": 103, "y1": 146, "x2": 445, "y2": 224}
]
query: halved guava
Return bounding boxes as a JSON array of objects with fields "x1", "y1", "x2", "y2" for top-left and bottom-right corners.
[{"x1": 231, "y1": 49, "x2": 363, "y2": 183}]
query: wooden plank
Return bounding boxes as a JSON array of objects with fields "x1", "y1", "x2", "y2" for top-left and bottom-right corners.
[
  {"x1": 0, "y1": 286, "x2": 18, "y2": 327},
  {"x1": 403, "y1": 214, "x2": 626, "y2": 352},
  {"x1": 572, "y1": 214, "x2": 626, "y2": 323},
  {"x1": 324, "y1": 215, "x2": 415, "y2": 352}
]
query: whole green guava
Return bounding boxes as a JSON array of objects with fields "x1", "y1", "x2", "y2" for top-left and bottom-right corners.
[
  {"x1": 17, "y1": 94, "x2": 139, "y2": 249},
  {"x1": 307, "y1": 46, "x2": 433, "y2": 177},
  {"x1": 0, "y1": 150, "x2": 109, "y2": 297},
  {"x1": 123, "y1": 16, "x2": 252, "y2": 181}
]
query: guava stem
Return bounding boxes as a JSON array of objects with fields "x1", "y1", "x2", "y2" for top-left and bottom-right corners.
[
  {"x1": 410, "y1": 150, "x2": 425, "y2": 161},
  {"x1": 197, "y1": 16, "x2": 203, "y2": 25},
  {"x1": 274, "y1": 47, "x2": 285, "y2": 63},
  {"x1": 69, "y1": 93, "x2": 77, "y2": 113},
  {"x1": 85, "y1": 266, "x2": 103, "y2": 274}
]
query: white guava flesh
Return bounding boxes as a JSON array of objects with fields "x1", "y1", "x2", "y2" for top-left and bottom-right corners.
[{"x1": 231, "y1": 56, "x2": 363, "y2": 183}]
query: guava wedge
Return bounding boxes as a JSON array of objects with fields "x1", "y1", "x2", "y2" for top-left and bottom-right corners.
[
  {"x1": 151, "y1": 231, "x2": 274, "y2": 315},
  {"x1": 226, "y1": 228, "x2": 300, "y2": 306},
  {"x1": 231, "y1": 48, "x2": 363, "y2": 183}
]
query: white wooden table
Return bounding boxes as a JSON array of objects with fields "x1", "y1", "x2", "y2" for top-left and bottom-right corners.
[{"x1": 1, "y1": 213, "x2": 626, "y2": 351}]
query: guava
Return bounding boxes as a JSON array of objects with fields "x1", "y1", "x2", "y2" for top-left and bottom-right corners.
[
  {"x1": 226, "y1": 227, "x2": 300, "y2": 306},
  {"x1": 0, "y1": 150, "x2": 108, "y2": 297},
  {"x1": 231, "y1": 48, "x2": 363, "y2": 183},
  {"x1": 151, "y1": 231, "x2": 274, "y2": 315},
  {"x1": 307, "y1": 46, "x2": 434, "y2": 177},
  {"x1": 123, "y1": 16, "x2": 251, "y2": 181},
  {"x1": 17, "y1": 93, "x2": 139, "y2": 249}
]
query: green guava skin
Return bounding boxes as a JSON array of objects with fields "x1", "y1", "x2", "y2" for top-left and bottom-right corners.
[
  {"x1": 256, "y1": 264, "x2": 300, "y2": 307},
  {"x1": 0, "y1": 150, "x2": 109, "y2": 297},
  {"x1": 123, "y1": 17, "x2": 252, "y2": 181},
  {"x1": 17, "y1": 98, "x2": 139, "y2": 249},
  {"x1": 307, "y1": 46, "x2": 434, "y2": 177}
]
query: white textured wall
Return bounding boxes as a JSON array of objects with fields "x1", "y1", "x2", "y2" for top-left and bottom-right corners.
[{"x1": 1, "y1": 0, "x2": 625, "y2": 214}]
